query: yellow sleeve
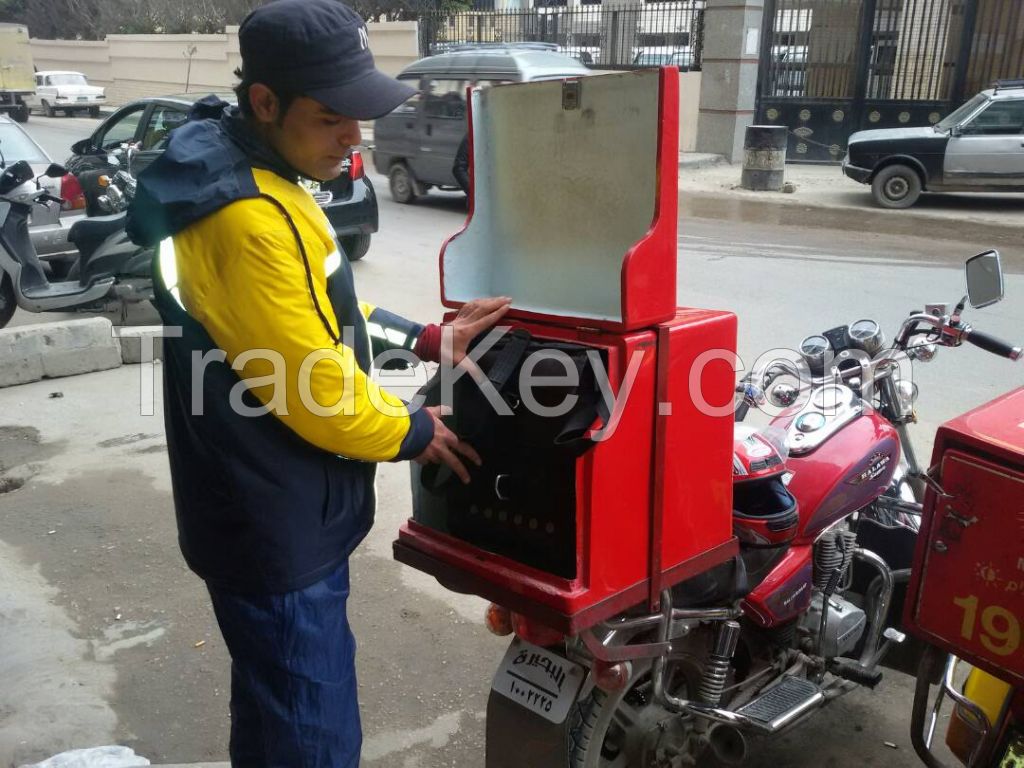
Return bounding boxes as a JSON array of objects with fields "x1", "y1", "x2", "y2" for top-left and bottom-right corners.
[
  {"x1": 358, "y1": 301, "x2": 376, "y2": 321},
  {"x1": 189, "y1": 228, "x2": 428, "y2": 462}
]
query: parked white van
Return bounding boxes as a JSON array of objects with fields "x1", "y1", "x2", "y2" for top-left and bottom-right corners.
[{"x1": 29, "y1": 71, "x2": 105, "y2": 118}]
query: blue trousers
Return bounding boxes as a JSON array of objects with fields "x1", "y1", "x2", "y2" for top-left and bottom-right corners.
[{"x1": 207, "y1": 560, "x2": 361, "y2": 768}]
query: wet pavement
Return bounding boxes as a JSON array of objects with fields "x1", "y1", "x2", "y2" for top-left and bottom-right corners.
[{"x1": 680, "y1": 193, "x2": 1024, "y2": 258}]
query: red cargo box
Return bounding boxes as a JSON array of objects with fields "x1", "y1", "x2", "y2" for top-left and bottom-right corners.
[
  {"x1": 905, "y1": 387, "x2": 1024, "y2": 685},
  {"x1": 393, "y1": 69, "x2": 738, "y2": 634}
]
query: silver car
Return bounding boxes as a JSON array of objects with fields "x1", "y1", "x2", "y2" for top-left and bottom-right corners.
[
  {"x1": 0, "y1": 116, "x2": 83, "y2": 267},
  {"x1": 373, "y1": 44, "x2": 591, "y2": 203},
  {"x1": 843, "y1": 80, "x2": 1024, "y2": 208}
]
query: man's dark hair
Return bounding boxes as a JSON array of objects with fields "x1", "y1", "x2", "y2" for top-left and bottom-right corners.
[{"x1": 233, "y1": 67, "x2": 300, "y2": 123}]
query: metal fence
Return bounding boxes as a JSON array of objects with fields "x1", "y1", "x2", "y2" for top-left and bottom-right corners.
[
  {"x1": 417, "y1": 2, "x2": 705, "y2": 70},
  {"x1": 761, "y1": 0, "x2": 1024, "y2": 104},
  {"x1": 963, "y1": 0, "x2": 1024, "y2": 97},
  {"x1": 759, "y1": 0, "x2": 966, "y2": 102},
  {"x1": 756, "y1": 0, "x2": 1024, "y2": 162}
]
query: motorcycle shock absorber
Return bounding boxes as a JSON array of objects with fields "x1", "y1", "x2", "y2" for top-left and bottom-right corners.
[{"x1": 696, "y1": 620, "x2": 742, "y2": 707}]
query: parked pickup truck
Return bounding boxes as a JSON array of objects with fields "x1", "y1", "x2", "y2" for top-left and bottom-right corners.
[{"x1": 0, "y1": 23, "x2": 34, "y2": 123}]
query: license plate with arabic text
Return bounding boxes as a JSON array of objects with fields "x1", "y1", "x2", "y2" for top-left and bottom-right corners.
[{"x1": 491, "y1": 638, "x2": 586, "y2": 724}]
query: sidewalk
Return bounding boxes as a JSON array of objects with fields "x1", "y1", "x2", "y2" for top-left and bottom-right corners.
[
  {"x1": 677, "y1": 154, "x2": 1024, "y2": 241},
  {"x1": 361, "y1": 118, "x2": 1021, "y2": 242}
]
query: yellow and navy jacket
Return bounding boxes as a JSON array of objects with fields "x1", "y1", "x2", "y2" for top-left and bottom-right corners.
[{"x1": 127, "y1": 99, "x2": 433, "y2": 593}]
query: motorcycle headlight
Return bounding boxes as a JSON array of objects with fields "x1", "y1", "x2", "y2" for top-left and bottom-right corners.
[
  {"x1": 908, "y1": 343, "x2": 938, "y2": 363},
  {"x1": 895, "y1": 379, "x2": 919, "y2": 415}
]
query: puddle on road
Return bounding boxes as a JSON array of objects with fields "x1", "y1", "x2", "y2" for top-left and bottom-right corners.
[{"x1": 0, "y1": 425, "x2": 62, "y2": 496}]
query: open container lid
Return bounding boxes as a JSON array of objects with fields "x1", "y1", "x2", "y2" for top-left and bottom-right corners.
[{"x1": 440, "y1": 68, "x2": 679, "y2": 332}]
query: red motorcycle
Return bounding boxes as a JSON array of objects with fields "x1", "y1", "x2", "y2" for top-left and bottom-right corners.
[{"x1": 482, "y1": 250, "x2": 1021, "y2": 768}]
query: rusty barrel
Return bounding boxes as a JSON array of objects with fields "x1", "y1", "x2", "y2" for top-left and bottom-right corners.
[{"x1": 741, "y1": 125, "x2": 787, "y2": 191}]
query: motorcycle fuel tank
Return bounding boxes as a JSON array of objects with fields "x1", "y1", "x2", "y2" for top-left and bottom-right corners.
[
  {"x1": 393, "y1": 69, "x2": 739, "y2": 634},
  {"x1": 773, "y1": 389, "x2": 901, "y2": 541}
]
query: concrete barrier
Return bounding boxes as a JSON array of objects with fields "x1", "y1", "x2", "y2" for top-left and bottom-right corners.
[
  {"x1": 0, "y1": 318, "x2": 122, "y2": 388},
  {"x1": 115, "y1": 325, "x2": 166, "y2": 364}
]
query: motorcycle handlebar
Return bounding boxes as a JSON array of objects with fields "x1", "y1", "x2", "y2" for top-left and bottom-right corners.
[{"x1": 962, "y1": 327, "x2": 1023, "y2": 361}]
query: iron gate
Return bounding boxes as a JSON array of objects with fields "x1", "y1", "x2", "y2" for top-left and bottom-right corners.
[
  {"x1": 757, "y1": 0, "x2": 1024, "y2": 162},
  {"x1": 418, "y1": 2, "x2": 705, "y2": 70}
]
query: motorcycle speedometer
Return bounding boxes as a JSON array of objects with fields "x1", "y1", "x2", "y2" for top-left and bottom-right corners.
[
  {"x1": 799, "y1": 335, "x2": 830, "y2": 375},
  {"x1": 847, "y1": 319, "x2": 885, "y2": 356}
]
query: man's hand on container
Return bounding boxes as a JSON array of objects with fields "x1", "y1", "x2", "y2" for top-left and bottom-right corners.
[
  {"x1": 415, "y1": 406, "x2": 481, "y2": 484},
  {"x1": 443, "y1": 296, "x2": 513, "y2": 366}
]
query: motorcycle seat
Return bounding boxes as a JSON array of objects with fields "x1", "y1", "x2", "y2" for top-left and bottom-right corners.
[{"x1": 69, "y1": 213, "x2": 128, "y2": 256}]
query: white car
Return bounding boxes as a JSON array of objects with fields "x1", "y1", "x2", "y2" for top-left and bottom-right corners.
[{"x1": 29, "y1": 71, "x2": 106, "y2": 118}]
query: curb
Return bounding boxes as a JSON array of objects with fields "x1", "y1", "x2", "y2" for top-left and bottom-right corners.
[
  {"x1": 679, "y1": 152, "x2": 727, "y2": 170},
  {"x1": 0, "y1": 317, "x2": 122, "y2": 388},
  {"x1": 114, "y1": 325, "x2": 166, "y2": 364},
  {"x1": 677, "y1": 185, "x2": 1024, "y2": 248}
]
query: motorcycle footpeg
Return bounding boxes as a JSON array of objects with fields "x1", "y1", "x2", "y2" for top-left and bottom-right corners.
[{"x1": 829, "y1": 659, "x2": 884, "y2": 689}]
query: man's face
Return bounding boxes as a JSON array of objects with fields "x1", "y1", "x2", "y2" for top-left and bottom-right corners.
[{"x1": 252, "y1": 87, "x2": 362, "y2": 182}]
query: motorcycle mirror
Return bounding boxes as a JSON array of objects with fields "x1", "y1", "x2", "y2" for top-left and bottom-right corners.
[
  {"x1": 44, "y1": 163, "x2": 67, "y2": 179},
  {"x1": 965, "y1": 250, "x2": 1004, "y2": 309},
  {"x1": 70, "y1": 137, "x2": 96, "y2": 155}
]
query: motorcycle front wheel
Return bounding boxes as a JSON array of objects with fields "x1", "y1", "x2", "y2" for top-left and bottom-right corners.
[{"x1": 0, "y1": 273, "x2": 15, "y2": 328}]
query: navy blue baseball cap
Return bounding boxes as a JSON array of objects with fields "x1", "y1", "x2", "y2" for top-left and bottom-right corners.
[{"x1": 238, "y1": 0, "x2": 416, "y2": 120}]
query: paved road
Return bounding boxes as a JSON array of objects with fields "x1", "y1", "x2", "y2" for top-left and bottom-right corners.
[
  {"x1": 23, "y1": 113, "x2": 101, "y2": 162},
  {"x1": 1, "y1": 117, "x2": 1022, "y2": 767}
]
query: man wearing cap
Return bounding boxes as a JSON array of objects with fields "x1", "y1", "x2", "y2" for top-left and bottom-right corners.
[{"x1": 126, "y1": 1, "x2": 509, "y2": 764}]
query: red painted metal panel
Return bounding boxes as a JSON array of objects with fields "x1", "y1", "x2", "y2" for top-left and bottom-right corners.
[
  {"x1": 779, "y1": 411, "x2": 901, "y2": 543},
  {"x1": 394, "y1": 313, "x2": 737, "y2": 632},
  {"x1": 438, "y1": 67, "x2": 679, "y2": 334},
  {"x1": 395, "y1": 69, "x2": 736, "y2": 633},
  {"x1": 909, "y1": 450, "x2": 1024, "y2": 685},
  {"x1": 654, "y1": 309, "x2": 738, "y2": 607},
  {"x1": 618, "y1": 67, "x2": 679, "y2": 331},
  {"x1": 905, "y1": 387, "x2": 1024, "y2": 685},
  {"x1": 742, "y1": 544, "x2": 814, "y2": 628}
]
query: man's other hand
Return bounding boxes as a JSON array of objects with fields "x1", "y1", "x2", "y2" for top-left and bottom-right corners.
[
  {"x1": 415, "y1": 406, "x2": 481, "y2": 484},
  {"x1": 443, "y1": 297, "x2": 512, "y2": 366}
]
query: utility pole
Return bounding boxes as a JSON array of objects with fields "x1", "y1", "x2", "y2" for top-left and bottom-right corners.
[{"x1": 184, "y1": 44, "x2": 198, "y2": 93}]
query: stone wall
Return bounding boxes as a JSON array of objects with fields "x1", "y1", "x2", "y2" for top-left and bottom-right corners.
[{"x1": 29, "y1": 22, "x2": 419, "y2": 107}]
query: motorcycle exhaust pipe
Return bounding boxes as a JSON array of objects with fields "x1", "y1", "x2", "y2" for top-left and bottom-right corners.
[{"x1": 708, "y1": 724, "x2": 747, "y2": 766}]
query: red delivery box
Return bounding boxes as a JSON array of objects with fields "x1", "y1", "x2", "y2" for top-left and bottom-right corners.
[
  {"x1": 393, "y1": 69, "x2": 739, "y2": 634},
  {"x1": 904, "y1": 387, "x2": 1024, "y2": 685}
]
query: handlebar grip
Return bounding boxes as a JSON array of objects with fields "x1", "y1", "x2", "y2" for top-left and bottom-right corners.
[
  {"x1": 964, "y1": 328, "x2": 1023, "y2": 361},
  {"x1": 735, "y1": 401, "x2": 750, "y2": 422},
  {"x1": 39, "y1": 193, "x2": 65, "y2": 206}
]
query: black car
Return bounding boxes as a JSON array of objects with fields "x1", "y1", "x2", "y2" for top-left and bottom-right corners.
[
  {"x1": 65, "y1": 94, "x2": 377, "y2": 260},
  {"x1": 842, "y1": 80, "x2": 1024, "y2": 209}
]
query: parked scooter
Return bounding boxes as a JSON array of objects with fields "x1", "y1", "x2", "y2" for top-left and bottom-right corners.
[
  {"x1": 0, "y1": 158, "x2": 152, "y2": 329},
  {"x1": 482, "y1": 251, "x2": 1021, "y2": 768}
]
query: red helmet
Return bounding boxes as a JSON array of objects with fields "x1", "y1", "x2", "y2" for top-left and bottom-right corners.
[
  {"x1": 733, "y1": 425, "x2": 788, "y2": 482},
  {"x1": 732, "y1": 426, "x2": 798, "y2": 547}
]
